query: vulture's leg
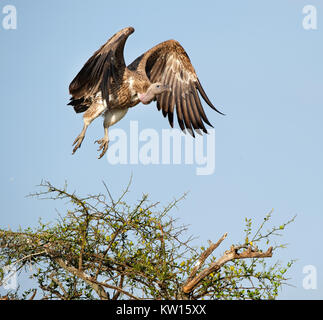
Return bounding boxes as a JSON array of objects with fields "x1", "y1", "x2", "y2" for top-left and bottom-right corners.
[
  {"x1": 95, "y1": 108, "x2": 128, "y2": 159},
  {"x1": 95, "y1": 126, "x2": 109, "y2": 159},
  {"x1": 72, "y1": 103, "x2": 106, "y2": 154}
]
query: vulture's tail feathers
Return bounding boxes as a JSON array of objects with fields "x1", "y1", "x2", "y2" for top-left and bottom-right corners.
[{"x1": 67, "y1": 97, "x2": 89, "y2": 113}]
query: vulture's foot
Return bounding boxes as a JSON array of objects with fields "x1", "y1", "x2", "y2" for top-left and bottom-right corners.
[
  {"x1": 72, "y1": 134, "x2": 85, "y2": 154},
  {"x1": 95, "y1": 138, "x2": 109, "y2": 159}
]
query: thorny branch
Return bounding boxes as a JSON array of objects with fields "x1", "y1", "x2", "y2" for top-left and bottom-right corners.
[
  {"x1": 182, "y1": 233, "x2": 273, "y2": 294},
  {"x1": 0, "y1": 180, "x2": 294, "y2": 300}
]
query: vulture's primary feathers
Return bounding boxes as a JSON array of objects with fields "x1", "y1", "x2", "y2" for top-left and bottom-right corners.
[{"x1": 68, "y1": 27, "x2": 223, "y2": 159}]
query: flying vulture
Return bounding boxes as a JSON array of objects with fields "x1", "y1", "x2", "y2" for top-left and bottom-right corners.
[{"x1": 68, "y1": 27, "x2": 223, "y2": 159}]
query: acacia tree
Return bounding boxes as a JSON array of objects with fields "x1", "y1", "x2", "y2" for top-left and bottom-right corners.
[{"x1": 0, "y1": 180, "x2": 295, "y2": 300}]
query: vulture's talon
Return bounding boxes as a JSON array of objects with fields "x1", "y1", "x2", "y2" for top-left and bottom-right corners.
[
  {"x1": 95, "y1": 138, "x2": 109, "y2": 159},
  {"x1": 72, "y1": 135, "x2": 84, "y2": 154}
]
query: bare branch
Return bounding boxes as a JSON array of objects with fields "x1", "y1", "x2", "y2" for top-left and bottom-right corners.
[
  {"x1": 112, "y1": 274, "x2": 124, "y2": 300},
  {"x1": 54, "y1": 258, "x2": 109, "y2": 300},
  {"x1": 182, "y1": 237, "x2": 273, "y2": 294},
  {"x1": 184, "y1": 233, "x2": 228, "y2": 286},
  {"x1": 101, "y1": 279, "x2": 139, "y2": 300}
]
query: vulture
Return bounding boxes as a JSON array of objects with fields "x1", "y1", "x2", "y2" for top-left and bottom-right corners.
[{"x1": 68, "y1": 27, "x2": 224, "y2": 159}]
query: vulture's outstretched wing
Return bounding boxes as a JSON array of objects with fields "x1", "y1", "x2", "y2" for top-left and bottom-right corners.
[
  {"x1": 136, "y1": 40, "x2": 224, "y2": 135},
  {"x1": 69, "y1": 27, "x2": 134, "y2": 107}
]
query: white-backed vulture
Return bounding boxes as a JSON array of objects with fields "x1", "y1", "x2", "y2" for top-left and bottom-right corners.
[{"x1": 68, "y1": 27, "x2": 223, "y2": 158}]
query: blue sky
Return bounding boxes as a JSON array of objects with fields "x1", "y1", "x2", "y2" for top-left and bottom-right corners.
[{"x1": 1, "y1": 0, "x2": 322, "y2": 299}]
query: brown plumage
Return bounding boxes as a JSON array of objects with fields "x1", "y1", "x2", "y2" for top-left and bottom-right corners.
[{"x1": 68, "y1": 26, "x2": 223, "y2": 159}]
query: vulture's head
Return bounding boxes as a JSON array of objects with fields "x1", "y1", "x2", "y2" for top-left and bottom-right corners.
[{"x1": 139, "y1": 83, "x2": 171, "y2": 104}]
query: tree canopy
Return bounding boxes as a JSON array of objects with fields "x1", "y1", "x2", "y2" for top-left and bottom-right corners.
[{"x1": 0, "y1": 180, "x2": 295, "y2": 300}]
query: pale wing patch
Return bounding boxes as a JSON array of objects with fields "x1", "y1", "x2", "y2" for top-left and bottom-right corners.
[
  {"x1": 127, "y1": 77, "x2": 136, "y2": 94},
  {"x1": 167, "y1": 54, "x2": 196, "y2": 84},
  {"x1": 94, "y1": 91, "x2": 117, "y2": 108}
]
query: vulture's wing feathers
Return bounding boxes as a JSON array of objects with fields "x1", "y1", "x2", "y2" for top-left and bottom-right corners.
[
  {"x1": 138, "y1": 40, "x2": 223, "y2": 135},
  {"x1": 69, "y1": 27, "x2": 134, "y2": 106}
]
